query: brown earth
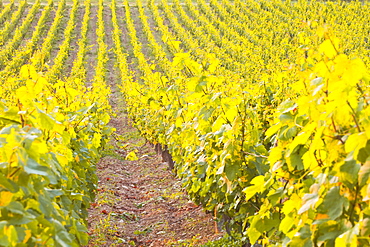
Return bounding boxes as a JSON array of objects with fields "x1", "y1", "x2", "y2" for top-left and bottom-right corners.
[
  {"x1": 64, "y1": 5, "x2": 85, "y2": 76},
  {"x1": 85, "y1": 5, "x2": 98, "y2": 84},
  {"x1": 47, "y1": 4, "x2": 70, "y2": 67}
]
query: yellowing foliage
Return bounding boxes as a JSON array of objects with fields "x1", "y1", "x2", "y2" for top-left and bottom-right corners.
[
  {"x1": 2, "y1": 0, "x2": 370, "y2": 245},
  {"x1": 116, "y1": 0, "x2": 370, "y2": 245}
]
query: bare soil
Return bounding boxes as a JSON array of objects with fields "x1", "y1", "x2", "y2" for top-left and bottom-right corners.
[
  {"x1": 64, "y1": 5, "x2": 85, "y2": 76},
  {"x1": 87, "y1": 88, "x2": 222, "y2": 246},
  {"x1": 130, "y1": 6, "x2": 153, "y2": 62},
  {"x1": 17, "y1": 4, "x2": 42, "y2": 46},
  {"x1": 47, "y1": 5, "x2": 70, "y2": 67},
  {"x1": 115, "y1": 3, "x2": 140, "y2": 81},
  {"x1": 144, "y1": 5, "x2": 173, "y2": 61},
  {"x1": 37, "y1": 4, "x2": 56, "y2": 45},
  {"x1": 85, "y1": 5, "x2": 98, "y2": 84}
]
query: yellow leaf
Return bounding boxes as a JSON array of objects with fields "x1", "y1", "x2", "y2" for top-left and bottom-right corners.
[
  {"x1": 126, "y1": 151, "x2": 138, "y2": 161},
  {"x1": 4, "y1": 225, "x2": 17, "y2": 245},
  {"x1": 33, "y1": 77, "x2": 47, "y2": 94},
  {"x1": 315, "y1": 213, "x2": 329, "y2": 220},
  {"x1": 335, "y1": 226, "x2": 358, "y2": 247},
  {"x1": 279, "y1": 216, "x2": 295, "y2": 234},
  {"x1": 281, "y1": 199, "x2": 300, "y2": 215},
  {"x1": 31, "y1": 141, "x2": 48, "y2": 154},
  {"x1": 20, "y1": 65, "x2": 37, "y2": 79},
  {"x1": 23, "y1": 230, "x2": 32, "y2": 243},
  {"x1": 66, "y1": 88, "x2": 79, "y2": 98},
  {"x1": 175, "y1": 117, "x2": 182, "y2": 128},
  {"x1": 268, "y1": 146, "x2": 284, "y2": 168},
  {"x1": 212, "y1": 116, "x2": 225, "y2": 132},
  {"x1": 288, "y1": 130, "x2": 312, "y2": 154},
  {"x1": 0, "y1": 191, "x2": 13, "y2": 206},
  {"x1": 345, "y1": 132, "x2": 367, "y2": 158},
  {"x1": 319, "y1": 39, "x2": 337, "y2": 59},
  {"x1": 243, "y1": 175, "x2": 265, "y2": 201},
  {"x1": 92, "y1": 133, "x2": 102, "y2": 148},
  {"x1": 225, "y1": 107, "x2": 238, "y2": 122},
  {"x1": 171, "y1": 40, "x2": 181, "y2": 51}
]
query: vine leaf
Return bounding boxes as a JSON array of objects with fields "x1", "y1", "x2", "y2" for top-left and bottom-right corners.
[
  {"x1": 243, "y1": 175, "x2": 265, "y2": 201},
  {"x1": 298, "y1": 193, "x2": 319, "y2": 214}
]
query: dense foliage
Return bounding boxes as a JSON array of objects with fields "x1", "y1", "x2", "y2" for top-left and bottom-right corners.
[
  {"x1": 1, "y1": 0, "x2": 370, "y2": 245},
  {"x1": 117, "y1": 0, "x2": 370, "y2": 245},
  {"x1": 0, "y1": 0, "x2": 112, "y2": 245}
]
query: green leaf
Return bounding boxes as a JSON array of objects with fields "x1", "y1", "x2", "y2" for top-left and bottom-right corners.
[
  {"x1": 316, "y1": 220, "x2": 342, "y2": 243},
  {"x1": 267, "y1": 187, "x2": 284, "y2": 206},
  {"x1": 224, "y1": 162, "x2": 238, "y2": 181},
  {"x1": 15, "y1": 226, "x2": 29, "y2": 245},
  {"x1": 77, "y1": 103, "x2": 96, "y2": 115},
  {"x1": 45, "y1": 189, "x2": 64, "y2": 198},
  {"x1": 284, "y1": 126, "x2": 298, "y2": 139},
  {"x1": 317, "y1": 186, "x2": 343, "y2": 219},
  {"x1": 190, "y1": 180, "x2": 201, "y2": 193},
  {"x1": 357, "y1": 141, "x2": 370, "y2": 163},
  {"x1": 289, "y1": 237, "x2": 313, "y2": 247},
  {"x1": 0, "y1": 221, "x2": 10, "y2": 246},
  {"x1": 0, "y1": 173, "x2": 19, "y2": 193},
  {"x1": 38, "y1": 194, "x2": 53, "y2": 217},
  {"x1": 74, "y1": 221, "x2": 89, "y2": 245},
  {"x1": 7, "y1": 201, "x2": 25, "y2": 215},
  {"x1": 279, "y1": 113, "x2": 294, "y2": 123},
  {"x1": 289, "y1": 225, "x2": 312, "y2": 247},
  {"x1": 339, "y1": 160, "x2": 360, "y2": 189},
  {"x1": 53, "y1": 219, "x2": 73, "y2": 247},
  {"x1": 255, "y1": 212, "x2": 280, "y2": 233},
  {"x1": 8, "y1": 215, "x2": 35, "y2": 225},
  {"x1": 288, "y1": 152, "x2": 304, "y2": 170},
  {"x1": 24, "y1": 158, "x2": 50, "y2": 176}
]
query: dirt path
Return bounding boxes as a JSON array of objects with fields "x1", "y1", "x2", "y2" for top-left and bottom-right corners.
[
  {"x1": 116, "y1": 3, "x2": 139, "y2": 81},
  {"x1": 85, "y1": 5, "x2": 98, "y2": 84},
  {"x1": 87, "y1": 98, "x2": 220, "y2": 246},
  {"x1": 144, "y1": 4, "x2": 173, "y2": 61},
  {"x1": 64, "y1": 5, "x2": 85, "y2": 76},
  {"x1": 130, "y1": 5, "x2": 153, "y2": 62},
  {"x1": 33, "y1": 3, "x2": 56, "y2": 48},
  {"x1": 21, "y1": 4, "x2": 43, "y2": 42}
]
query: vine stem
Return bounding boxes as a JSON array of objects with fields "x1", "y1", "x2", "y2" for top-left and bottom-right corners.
[
  {"x1": 347, "y1": 100, "x2": 362, "y2": 132},
  {"x1": 349, "y1": 183, "x2": 360, "y2": 226}
]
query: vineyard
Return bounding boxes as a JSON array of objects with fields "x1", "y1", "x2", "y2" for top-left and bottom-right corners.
[{"x1": 0, "y1": 0, "x2": 370, "y2": 246}]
